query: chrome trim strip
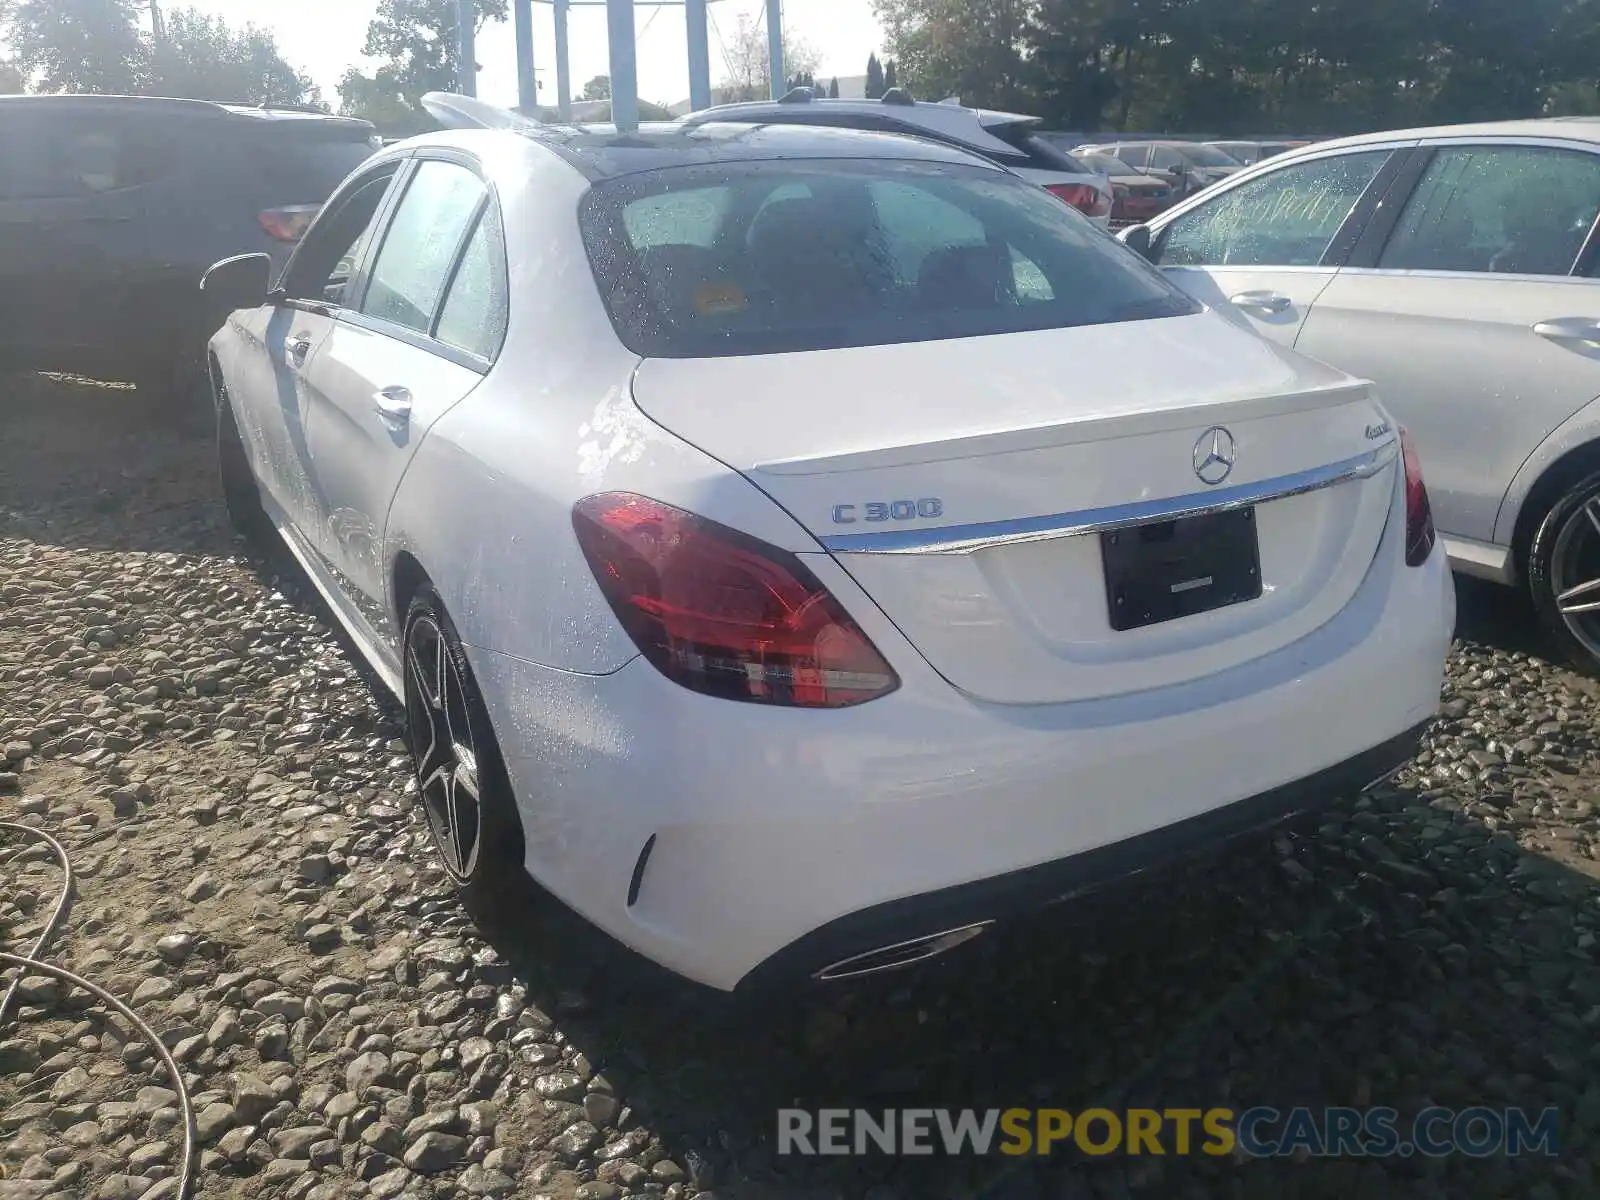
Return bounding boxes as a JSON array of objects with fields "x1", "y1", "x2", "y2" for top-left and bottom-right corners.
[{"x1": 820, "y1": 442, "x2": 1398, "y2": 556}]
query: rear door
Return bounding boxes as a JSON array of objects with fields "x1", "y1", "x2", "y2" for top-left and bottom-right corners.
[
  {"x1": 302, "y1": 155, "x2": 501, "y2": 632},
  {"x1": 0, "y1": 104, "x2": 163, "y2": 376},
  {"x1": 1297, "y1": 139, "x2": 1600, "y2": 546},
  {"x1": 1147, "y1": 146, "x2": 1404, "y2": 348}
]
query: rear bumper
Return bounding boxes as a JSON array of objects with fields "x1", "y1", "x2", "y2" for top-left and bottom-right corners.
[
  {"x1": 472, "y1": 518, "x2": 1454, "y2": 992},
  {"x1": 735, "y1": 718, "x2": 1428, "y2": 991}
]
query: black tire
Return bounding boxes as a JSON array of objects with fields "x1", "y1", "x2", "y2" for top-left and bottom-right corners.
[
  {"x1": 1526, "y1": 470, "x2": 1600, "y2": 674},
  {"x1": 401, "y1": 584, "x2": 527, "y2": 905},
  {"x1": 215, "y1": 374, "x2": 274, "y2": 546}
]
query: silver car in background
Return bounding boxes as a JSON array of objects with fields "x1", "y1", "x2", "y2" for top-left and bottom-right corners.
[
  {"x1": 679, "y1": 91, "x2": 1117, "y2": 228},
  {"x1": 1117, "y1": 117, "x2": 1600, "y2": 667}
]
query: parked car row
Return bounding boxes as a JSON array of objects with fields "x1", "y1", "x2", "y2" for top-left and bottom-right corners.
[
  {"x1": 197, "y1": 94, "x2": 1453, "y2": 992},
  {"x1": 1115, "y1": 117, "x2": 1600, "y2": 668},
  {"x1": 1068, "y1": 138, "x2": 1316, "y2": 222}
]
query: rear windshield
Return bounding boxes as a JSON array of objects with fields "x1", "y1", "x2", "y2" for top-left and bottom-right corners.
[
  {"x1": 579, "y1": 159, "x2": 1197, "y2": 359},
  {"x1": 990, "y1": 125, "x2": 1087, "y2": 173},
  {"x1": 256, "y1": 133, "x2": 378, "y2": 203}
]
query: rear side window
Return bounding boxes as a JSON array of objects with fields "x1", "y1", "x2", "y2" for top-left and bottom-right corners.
[
  {"x1": 1, "y1": 110, "x2": 175, "y2": 200},
  {"x1": 362, "y1": 160, "x2": 486, "y2": 333},
  {"x1": 1378, "y1": 146, "x2": 1600, "y2": 277},
  {"x1": 989, "y1": 125, "x2": 1088, "y2": 175},
  {"x1": 579, "y1": 158, "x2": 1197, "y2": 359},
  {"x1": 435, "y1": 204, "x2": 509, "y2": 360}
]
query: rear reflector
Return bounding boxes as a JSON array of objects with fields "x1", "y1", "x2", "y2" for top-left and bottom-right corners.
[
  {"x1": 1045, "y1": 182, "x2": 1113, "y2": 220},
  {"x1": 572, "y1": 493, "x2": 899, "y2": 707},
  {"x1": 1400, "y1": 427, "x2": 1435, "y2": 567},
  {"x1": 258, "y1": 204, "x2": 321, "y2": 242}
]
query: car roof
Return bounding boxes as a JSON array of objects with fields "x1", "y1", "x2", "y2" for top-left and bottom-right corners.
[
  {"x1": 444, "y1": 119, "x2": 1004, "y2": 180},
  {"x1": 0, "y1": 93, "x2": 375, "y2": 135},
  {"x1": 1272, "y1": 116, "x2": 1600, "y2": 152}
]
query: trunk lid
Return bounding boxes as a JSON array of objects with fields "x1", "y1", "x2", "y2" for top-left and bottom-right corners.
[{"x1": 631, "y1": 310, "x2": 1400, "y2": 705}]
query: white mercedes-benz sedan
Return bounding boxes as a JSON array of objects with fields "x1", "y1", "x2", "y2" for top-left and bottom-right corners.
[{"x1": 198, "y1": 109, "x2": 1455, "y2": 992}]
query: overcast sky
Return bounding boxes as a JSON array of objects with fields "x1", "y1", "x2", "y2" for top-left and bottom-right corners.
[{"x1": 181, "y1": 0, "x2": 883, "y2": 108}]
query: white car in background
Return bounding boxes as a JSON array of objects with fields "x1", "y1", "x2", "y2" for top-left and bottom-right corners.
[
  {"x1": 677, "y1": 88, "x2": 1117, "y2": 228},
  {"x1": 198, "y1": 105, "x2": 1452, "y2": 992},
  {"x1": 1118, "y1": 118, "x2": 1600, "y2": 667}
]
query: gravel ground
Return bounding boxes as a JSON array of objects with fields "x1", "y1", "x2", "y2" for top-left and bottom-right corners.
[{"x1": 4, "y1": 374, "x2": 1600, "y2": 1200}]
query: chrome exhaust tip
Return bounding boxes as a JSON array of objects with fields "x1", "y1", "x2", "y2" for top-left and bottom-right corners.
[{"x1": 813, "y1": 921, "x2": 992, "y2": 982}]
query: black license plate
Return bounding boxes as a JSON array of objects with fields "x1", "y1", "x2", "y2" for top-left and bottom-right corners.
[{"x1": 1101, "y1": 508, "x2": 1262, "y2": 632}]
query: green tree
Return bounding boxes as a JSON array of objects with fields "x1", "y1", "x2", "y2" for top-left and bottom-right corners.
[
  {"x1": 827, "y1": 75, "x2": 839, "y2": 98},
  {"x1": 338, "y1": 0, "x2": 508, "y2": 135},
  {"x1": 864, "y1": 51, "x2": 884, "y2": 98},
  {"x1": 147, "y1": 8, "x2": 319, "y2": 106},
  {"x1": 581, "y1": 73, "x2": 610, "y2": 100},
  {"x1": 3, "y1": 0, "x2": 145, "y2": 93},
  {"x1": 883, "y1": 59, "x2": 897, "y2": 91},
  {"x1": 871, "y1": 0, "x2": 1033, "y2": 111}
]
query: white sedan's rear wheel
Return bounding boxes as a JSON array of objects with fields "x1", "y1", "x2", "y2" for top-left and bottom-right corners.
[{"x1": 402, "y1": 585, "x2": 525, "y2": 898}]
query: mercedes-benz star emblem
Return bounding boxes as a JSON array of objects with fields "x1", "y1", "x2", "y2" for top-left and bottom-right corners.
[{"x1": 1193, "y1": 426, "x2": 1236, "y2": 486}]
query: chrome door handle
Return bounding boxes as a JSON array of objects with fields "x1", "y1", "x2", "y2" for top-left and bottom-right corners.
[
  {"x1": 1533, "y1": 318, "x2": 1600, "y2": 344},
  {"x1": 285, "y1": 336, "x2": 313, "y2": 367},
  {"x1": 372, "y1": 386, "x2": 413, "y2": 428},
  {"x1": 1230, "y1": 290, "x2": 1292, "y2": 314}
]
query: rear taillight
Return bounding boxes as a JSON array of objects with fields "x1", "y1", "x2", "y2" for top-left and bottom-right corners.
[
  {"x1": 258, "y1": 204, "x2": 321, "y2": 242},
  {"x1": 1400, "y1": 427, "x2": 1435, "y2": 566},
  {"x1": 572, "y1": 493, "x2": 899, "y2": 707},
  {"x1": 1045, "y1": 182, "x2": 1114, "y2": 220}
]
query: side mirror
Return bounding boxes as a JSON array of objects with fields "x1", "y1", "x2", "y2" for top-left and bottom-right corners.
[
  {"x1": 200, "y1": 253, "x2": 273, "y2": 311},
  {"x1": 1118, "y1": 224, "x2": 1154, "y2": 261}
]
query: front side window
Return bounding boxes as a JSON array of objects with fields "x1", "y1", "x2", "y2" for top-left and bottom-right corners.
[
  {"x1": 362, "y1": 159, "x2": 486, "y2": 334},
  {"x1": 1378, "y1": 146, "x2": 1600, "y2": 277},
  {"x1": 1157, "y1": 150, "x2": 1391, "y2": 268},
  {"x1": 579, "y1": 158, "x2": 1197, "y2": 359}
]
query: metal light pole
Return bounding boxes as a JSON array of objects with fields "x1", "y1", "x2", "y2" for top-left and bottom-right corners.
[
  {"x1": 765, "y1": 0, "x2": 783, "y2": 99},
  {"x1": 456, "y1": 0, "x2": 478, "y2": 97},
  {"x1": 685, "y1": 0, "x2": 710, "y2": 112},
  {"x1": 554, "y1": 0, "x2": 572, "y2": 120},
  {"x1": 513, "y1": 0, "x2": 536, "y2": 112},
  {"x1": 605, "y1": 0, "x2": 639, "y2": 131}
]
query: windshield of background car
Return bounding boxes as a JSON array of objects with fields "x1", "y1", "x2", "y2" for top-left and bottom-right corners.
[
  {"x1": 578, "y1": 158, "x2": 1198, "y2": 358},
  {"x1": 1185, "y1": 144, "x2": 1244, "y2": 169}
]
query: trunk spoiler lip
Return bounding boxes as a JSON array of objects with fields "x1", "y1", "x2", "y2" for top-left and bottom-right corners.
[
  {"x1": 749, "y1": 379, "x2": 1374, "y2": 477},
  {"x1": 819, "y1": 439, "x2": 1398, "y2": 557}
]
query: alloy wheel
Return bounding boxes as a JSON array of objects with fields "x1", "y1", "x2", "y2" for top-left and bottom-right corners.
[
  {"x1": 404, "y1": 613, "x2": 483, "y2": 882},
  {"x1": 1549, "y1": 495, "x2": 1600, "y2": 662}
]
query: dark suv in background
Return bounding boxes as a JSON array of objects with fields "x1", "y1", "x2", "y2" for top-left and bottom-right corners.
[{"x1": 0, "y1": 94, "x2": 378, "y2": 401}]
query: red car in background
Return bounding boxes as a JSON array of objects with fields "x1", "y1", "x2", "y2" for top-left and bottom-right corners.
[{"x1": 1072, "y1": 152, "x2": 1176, "y2": 225}]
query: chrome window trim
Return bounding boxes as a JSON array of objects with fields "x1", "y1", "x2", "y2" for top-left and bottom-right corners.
[{"x1": 820, "y1": 441, "x2": 1398, "y2": 556}]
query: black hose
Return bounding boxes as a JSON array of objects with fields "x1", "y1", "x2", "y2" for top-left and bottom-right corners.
[{"x1": 1, "y1": 821, "x2": 198, "y2": 1200}]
